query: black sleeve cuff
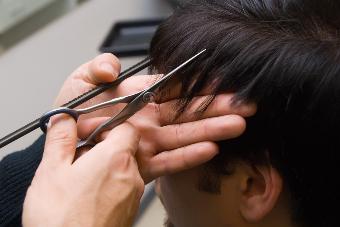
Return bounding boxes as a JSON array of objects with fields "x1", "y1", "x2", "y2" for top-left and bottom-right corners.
[{"x1": 0, "y1": 136, "x2": 45, "y2": 227}]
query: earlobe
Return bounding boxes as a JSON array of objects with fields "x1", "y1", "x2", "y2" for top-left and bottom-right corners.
[{"x1": 239, "y1": 164, "x2": 283, "y2": 223}]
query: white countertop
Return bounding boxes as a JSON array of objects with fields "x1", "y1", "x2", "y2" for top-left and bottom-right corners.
[{"x1": 0, "y1": 0, "x2": 172, "y2": 156}]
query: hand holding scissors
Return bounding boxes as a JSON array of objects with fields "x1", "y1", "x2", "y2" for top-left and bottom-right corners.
[
  {"x1": 3, "y1": 51, "x2": 256, "y2": 183},
  {"x1": 39, "y1": 50, "x2": 207, "y2": 149}
]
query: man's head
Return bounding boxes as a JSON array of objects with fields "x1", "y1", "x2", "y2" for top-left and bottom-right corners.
[{"x1": 149, "y1": 0, "x2": 340, "y2": 227}]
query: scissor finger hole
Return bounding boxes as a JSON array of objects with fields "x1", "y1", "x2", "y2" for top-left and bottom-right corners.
[{"x1": 39, "y1": 107, "x2": 79, "y2": 133}]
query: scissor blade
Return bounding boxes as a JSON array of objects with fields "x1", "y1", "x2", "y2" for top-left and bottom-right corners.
[
  {"x1": 0, "y1": 57, "x2": 151, "y2": 149},
  {"x1": 76, "y1": 92, "x2": 140, "y2": 115},
  {"x1": 103, "y1": 48, "x2": 208, "y2": 125},
  {"x1": 114, "y1": 49, "x2": 208, "y2": 121},
  {"x1": 77, "y1": 49, "x2": 207, "y2": 148},
  {"x1": 145, "y1": 49, "x2": 207, "y2": 93}
]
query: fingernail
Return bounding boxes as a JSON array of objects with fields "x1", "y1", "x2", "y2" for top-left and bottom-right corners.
[
  {"x1": 238, "y1": 103, "x2": 257, "y2": 116},
  {"x1": 100, "y1": 63, "x2": 117, "y2": 77}
]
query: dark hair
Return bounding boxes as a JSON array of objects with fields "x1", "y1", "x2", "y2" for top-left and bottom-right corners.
[{"x1": 149, "y1": 1, "x2": 340, "y2": 226}]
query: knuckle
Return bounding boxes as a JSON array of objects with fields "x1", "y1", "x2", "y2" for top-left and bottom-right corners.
[
  {"x1": 47, "y1": 128, "x2": 73, "y2": 147},
  {"x1": 120, "y1": 141, "x2": 138, "y2": 157},
  {"x1": 125, "y1": 144, "x2": 137, "y2": 156},
  {"x1": 122, "y1": 122, "x2": 137, "y2": 135},
  {"x1": 121, "y1": 173, "x2": 145, "y2": 199},
  {"x1": 114, "y1": 151, "x2": 132, "y2": 167},
  {"x1": 107, "y1": 150, "x2": 136, "y2": 172},
  {"x1": 135, "y1": 176, "x2": 145, "y2": 198},
  {"x1": 174, "y1": 124, "x2": 182, "y2": 147},
  {"x1": 181, "y1": 147, "x2": 191, "y2": 169},
  {"x1": 120, "y1": 123, "x2": 141, "y2": 146},
  {"x1": 72, "y1": 66, "x2": 90, "y2": 80},
  {"x1": 159, "y1": 151, "x2": 171, "y2": 175},
  {"x1": 202, "y1": 121, "x2": 212, "y2": 140},
  {"x1": 110, "y1": 155, "x2": 143, "y2": 187},
  {"x1": 74, "y1": 62, "x2": 89, "y2": 73}
]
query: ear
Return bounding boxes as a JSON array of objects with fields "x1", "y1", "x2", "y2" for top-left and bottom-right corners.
[{"x1": 239, "y1": 163, "x2": 283, "y2": 222}]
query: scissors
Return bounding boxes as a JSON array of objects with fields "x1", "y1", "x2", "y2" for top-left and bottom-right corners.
[
  {"x1": 0, "y1": 57, "x2": 152, "y2": 149},
  {"x1": 39, "y1": 49, "x2": 206, "y2": 149}
]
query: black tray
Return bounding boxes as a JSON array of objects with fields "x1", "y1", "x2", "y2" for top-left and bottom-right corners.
[
  {"x1": 99, "y1": 19, "x2": 164, "y2": 57},
  {"x1": 166, "y1": 0, "x2": 185, "y2": 7}
]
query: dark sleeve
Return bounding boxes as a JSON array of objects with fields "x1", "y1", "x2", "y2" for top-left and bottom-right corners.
[{"x1": 0, "y1": 136, "x2": 45, "y2": 227}]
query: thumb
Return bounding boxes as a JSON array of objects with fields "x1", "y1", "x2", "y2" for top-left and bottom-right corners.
[
  {"x1": 43, "y1": 114, "x2": 77, "y2": 166},
  {"x1": 88, "y1": 53, "x2": 120, "y2": 84}
]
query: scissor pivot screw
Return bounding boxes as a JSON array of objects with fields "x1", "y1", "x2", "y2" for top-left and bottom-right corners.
[{"x1": 143, "y1": 92, "x2": 156, "y2": 103}]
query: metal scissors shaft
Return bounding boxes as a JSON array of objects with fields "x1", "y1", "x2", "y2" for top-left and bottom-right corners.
[
  {"x1": 0, "y1": 57, "x2": 151, "y2": 149},
  {"x1": 40, "y1": 49, "x2": 207, "y2": 149}
]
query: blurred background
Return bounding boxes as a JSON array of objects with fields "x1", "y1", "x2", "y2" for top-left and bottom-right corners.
[{"x1": 0, "y1": 0, "x2": 181, "y2": 226}]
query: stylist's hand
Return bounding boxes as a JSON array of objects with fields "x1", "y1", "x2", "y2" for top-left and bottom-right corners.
[
  {"x1": 23, "y1": 115, "x2": 143, "y2": 227},
  {"x1": 54, "y1": 54, "x2": 256, "y2": 183}
]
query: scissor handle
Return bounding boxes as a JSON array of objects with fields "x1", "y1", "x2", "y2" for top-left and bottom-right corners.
[{"x1": 39, "y1": 107, "x2": 79, "y2": 133}]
